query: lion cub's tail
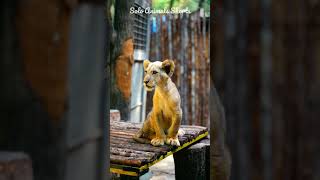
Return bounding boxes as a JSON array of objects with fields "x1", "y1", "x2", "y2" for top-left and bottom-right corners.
[
  {"x1": 133, "y1": 130, "x2": 150, "y2": 144},
  {"x1": 133, "y1": 136, "x2": 151, "y2": 144}
]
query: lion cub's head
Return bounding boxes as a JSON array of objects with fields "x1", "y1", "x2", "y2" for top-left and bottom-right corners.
[{"x1": 143, "y1": 59, "x2": 175, "y2": 91}]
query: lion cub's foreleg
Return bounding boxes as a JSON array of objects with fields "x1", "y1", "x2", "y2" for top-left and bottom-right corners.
[
  {"x1": 150, "y1": 113, "x2": 166, "y2": 146},
  {"x1": 165, "y1": 110, "x2": 182, "y2": 146}
]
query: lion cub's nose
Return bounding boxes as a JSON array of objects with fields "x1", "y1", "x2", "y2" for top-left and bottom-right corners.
[{"x1": 144, "y1": 80, "x2": 149, "y2": 84}]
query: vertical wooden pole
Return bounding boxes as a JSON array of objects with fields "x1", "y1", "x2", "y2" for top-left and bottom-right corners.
[
  {"x1": 110, "y1": 0, "x2": 135, "y2": 121},
  {"x1": 223, "y1": 1, "x2": 238, "y2": 178},
  {"x1": 198, "y1": 10, "x2": 204, "y2": 126},
  {"x1": 168, "y1": 15, "x2": 173, "y2": 60},
  {"x1": 191, "y1": 14, "x2": 196, "y2": 125},
  {"x1": 196, "y1": 10, "x2": 201, "y2": 126},
  {"x1": 260, "y1": 0, "x2": 273, "y2": 179},
  {"x1": 180, "y1": 13, "x2": 189, "y2": 125},
  {"x1": 235, "y1": 0, "x2": 250, "y2": 179},
  {"x1": 202, "y1": 8, "x2": 207, "y2": 53},
  {"x1": 207, "y1": 12, "x2": 211, "y2": 128},
  {"x1": 156, "y1": 15, "x2": 161, "y2": 61}
]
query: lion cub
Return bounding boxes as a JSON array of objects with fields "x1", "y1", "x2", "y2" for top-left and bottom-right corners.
[{"x1": 133, "y1": 59, "x2": 183, "y2": 146}]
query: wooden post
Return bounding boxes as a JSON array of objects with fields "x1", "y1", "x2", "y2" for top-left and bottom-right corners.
[
  {"x1": 180, "y1": 13, "x2": 189, "y2": 125},
  {"x1": 209, "y1": 84, "x2": 232, "y2": 180},
  {"x1": 190, "y1": 14, "x2": 196, "y2": 125},
  {"x1": 260, "y1": 0, "x2": 272, "y2": 179},
  {"x1": 156, "y1": 15, "x2": 161, "y2": 61},
  {"x1": 110, "y1": 110, "x2": 121, "y2": 122},
  {"x1": 1, "y1": 1, "x2": 68, "y2": 179},
  {"x1": 173, "y1": 138, "x2": 210, "y2": 180},
  {"x1": 110, "y1": 0, "x2": 135, "y2": 120},
  {"x1": 168, "y1": 14, "x2": 173, "y2": 60},
  {"x1": 0, "y1": 152, "x2": 33, "y2": 180},
  {"x1": 195, "y1": 11, "x2": 201, "y2": 126}
]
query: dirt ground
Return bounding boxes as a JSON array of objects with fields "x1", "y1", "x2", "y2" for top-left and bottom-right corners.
[{"x1": 141, "y1": 155, "x2": 176, "y2": 180}]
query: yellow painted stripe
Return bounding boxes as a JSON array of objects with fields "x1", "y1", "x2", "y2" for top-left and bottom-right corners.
[
  {"x1": 138, "y1": 131, "x2": 209, "y2": 171},
  {"x1": 110, "y1": 168, "x2": 138, "y2": 176},
  {"x1": 109, "y1": 131, "x2": 209, "y2": 175}
]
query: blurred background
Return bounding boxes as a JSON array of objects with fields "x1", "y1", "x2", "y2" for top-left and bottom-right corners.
[
  {"x1": 147, "y1": 0, "x2": 210, "y2": 127},
  {"x1": 1, "y1": 0, "x2": 320, "y2": 180},
  {"x1": 107, "y1": 0, "x2": 211, "y2": 179},
  {"x1": 108, "y1": 0, "x2": 211, "y2": 127},
  {"x1": 0, "y1": 0, "x2": 108, "y2": 180},
  {"x1": 213, "y1": 0, "x2": 320, "y2": 180}
]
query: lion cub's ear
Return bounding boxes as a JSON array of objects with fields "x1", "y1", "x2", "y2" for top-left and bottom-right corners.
[
  {"x1": 162, "y1": 59, "x2": 175, "y2": 77},
  {"x1": 143, "y1": 60, "x2": 150, "y2": 70}
]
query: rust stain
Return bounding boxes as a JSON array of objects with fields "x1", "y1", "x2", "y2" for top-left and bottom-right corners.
[
  {"x1": 115, "y1": 38, "x2": 134, "y2": 100},
  {"x1": 16, "y1": 0, "x2": 71, "y2": 122}
]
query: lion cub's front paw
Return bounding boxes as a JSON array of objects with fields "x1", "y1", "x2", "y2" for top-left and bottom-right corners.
[
  {"x1": 151, "y1": 138, "x2": 165, "y2": 146},
  {"x1": 165, "y1": 137, "x2": 180, "y2": 146}
]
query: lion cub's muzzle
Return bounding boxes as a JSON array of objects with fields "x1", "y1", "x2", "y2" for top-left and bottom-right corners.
[
  {"x1": 144, "y1": 83, "x2": 154, "y2": 91},
  {"x1": 144, "y1": 79, "x2": 155, "y2": 91}
]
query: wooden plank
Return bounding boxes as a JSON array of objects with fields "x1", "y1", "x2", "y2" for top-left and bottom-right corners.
[
  {"x1": 111, "y1": 155, "x2": 143, "y2": 167},
  {"x1": 0, "y1": 152, "x2": 33, "y2": 180},
  {"x1": 111, "y1": 126, "x2": 207, "y2": 132},
  {"x1": 111, "y1": 135, "x2": 190, "y2": 151},
  {"x1": 110, "y1": 155, "x2": 154, "y2": 167},
  {"x1": 111, "y1": 121, "x2": 142, "y2": 129},
  {"x1": 110, "y1": 147, "x2": 156, "y2": 160},
  {"x1": 110, "y1": 121, "x2": 209, "y2": 172},
  {"x1": 111, "y1": 121, "x2": 207, "y2": 130},
  {"x1": 111, "y1": 122, "x2": 207, "y2": 132},
  {"x1": 110, "y1": 132, "x2": 206, "y2": 147},
  {"x1": 110, "y1": 147, "x2": 156, "y2": 157},
  {"x1": 137, "y1": 131, "x2": 209, "y2": 173},
  {"x1": 110, "y1": 131, "x2": 136, "y2": 136},
  {"x1": 111, "y1": 134, "x2": 136, "y2": 140},
  {"x1": 110, "y1": 109, "x2": 121, "y2": 121},
  {"x1": 110, "y1": 142, "x2": 170, "y2": 153},
  {"x1": 110, "y1": 134, "x2": 134, "y2": 140}
]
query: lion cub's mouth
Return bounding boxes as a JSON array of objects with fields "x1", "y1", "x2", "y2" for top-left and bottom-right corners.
[{"x1": 144, "y1": 84, "x2": 154, "y2": 91}]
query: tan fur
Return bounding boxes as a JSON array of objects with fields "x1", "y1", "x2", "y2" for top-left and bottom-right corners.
[{"x1": 133, "y1": 59, "x2": 184, "y2": 146}]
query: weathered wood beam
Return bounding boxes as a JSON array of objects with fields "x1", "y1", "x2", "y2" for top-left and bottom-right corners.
[
  {"x1": 174, "y1": 138, "x2": 210, "y2": 180},
  {"x1": 0, "y1": 152, "x2": 33, "y2": 180}
]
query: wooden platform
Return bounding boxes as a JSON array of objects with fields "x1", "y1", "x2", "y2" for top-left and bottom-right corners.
[{"x1": 110, "y1": 121, "x2": 209, "y2": 177}]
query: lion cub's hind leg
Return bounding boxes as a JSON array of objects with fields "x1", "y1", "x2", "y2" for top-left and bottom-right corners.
[
  {"x1": 133, "y1": 115, "x2": 153, "y2": 144},
  {"x1": 133, "y1": 129, "x2": 150, "y2": 144}
]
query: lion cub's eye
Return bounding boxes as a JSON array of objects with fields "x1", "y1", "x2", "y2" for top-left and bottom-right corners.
[
  {"x1": 152, "y1": 71, "x2": 158, "y2": 74},
  {"x1": 144, "y1": 71, "x2": 147, "y2": 74}
]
